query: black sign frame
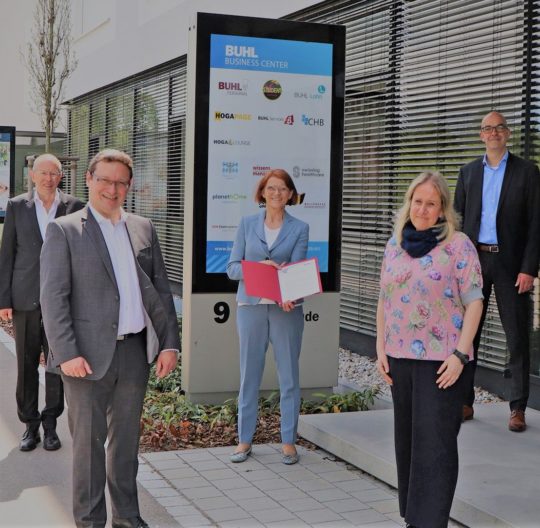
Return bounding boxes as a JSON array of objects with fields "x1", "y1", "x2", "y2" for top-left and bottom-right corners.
[{"x1": 191, "y1": 12, "x2": 345, "y2": 294}]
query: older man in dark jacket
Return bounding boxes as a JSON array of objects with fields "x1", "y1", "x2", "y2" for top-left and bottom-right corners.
[{"x1": 0, "y1": 153, "x2": 83, "y2": 451}]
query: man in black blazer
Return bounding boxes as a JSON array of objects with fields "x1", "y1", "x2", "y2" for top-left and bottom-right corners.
[
  {"x1": 0, "y1": 154, "x2": 84, "y2": 450},
  {"x1": 455, "y1": 111, "x2": 540, "y2": 432}
]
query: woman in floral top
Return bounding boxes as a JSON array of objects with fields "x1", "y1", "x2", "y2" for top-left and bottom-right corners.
[{"x1": 376, "y1": 171, "x2": 483, "y2": 528}]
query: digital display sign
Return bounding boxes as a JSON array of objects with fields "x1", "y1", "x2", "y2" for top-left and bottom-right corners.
[
  {"x1": 0, "y1": 126, "x2": 15, "y2": 218},
  {"x1": 191, "y1": 13, "x2": 344, "y2": 293},
  {"x1": 206, "y1": 34, "x2": 333, "y2": 274}
]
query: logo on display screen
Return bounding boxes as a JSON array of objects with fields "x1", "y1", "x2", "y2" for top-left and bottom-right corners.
[
  {"x1": 294, "y1": 84, "x2": 327, "y2": 100},
  {"x1": 225, "y1": 45, "x2": 258, "y2": 58},
  {"x1": 257, "y1": 115, "x2": 284, "y2": 122},
  {"x1": 303, "y1": 201, "x2": 326, "y2": 209},
  {"x1": 302, "y1": 114, "x2": 324, "y2": 126},
  {"x1": 283, "y1": 115, "x2": 294, "y2": 125},
  {"x1": 262, "y1": 80, "x2": 282, "y2": 100},
  {"x1": 214, "y1": 112, "x2": 252, "y2": 121},
  {"x1": 253, "y1": 165, "x2": 272, "y2": 177},
  {"x1": 221, "y1": 161, "x2": 239, "y2": 178},
  {"x1": 212, "y1": 193, "x2": 247, "y2": 203},
  {"x1": 292, "y1": 166, "x2": 325, "y2": 178},
  {"x1": 218, "y1": 81, "x2": 248, "y2": 96},
  {"x1": 213, "y1": 138, "x2": 251, "y2": 146}
]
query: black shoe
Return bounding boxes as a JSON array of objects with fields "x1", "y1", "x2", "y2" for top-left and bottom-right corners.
[
  {"x1": 43, "y1": 428, "x2": 61, "y2": 451},
  {"x1": 19, "y1": 424, "x2": 41, "y2": 451},
  {"x1": 112, "y1": 516, "x2": 149, "y2": 528}
]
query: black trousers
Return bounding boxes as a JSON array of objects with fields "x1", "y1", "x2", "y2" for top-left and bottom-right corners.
[
  {"x1": 389, "y1": 357, "x2": 468, "y2": 528},
  {"x1": 62, "y1": 333, "x2": 150, "y2": 528},
  {"x1": 464, "y1": 252, "x2": 530, "y2": 410},
  {"x1": 12, "y1": 308, "x2": 64, "y2": 428}
]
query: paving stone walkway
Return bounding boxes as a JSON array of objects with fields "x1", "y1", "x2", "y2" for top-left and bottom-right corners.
[
  {"x1": 138, "y1": 443, "x2": 405, "y2": 528},
  {"x1": 1, "y1": 325, "x2": 467, "y2": 528}
]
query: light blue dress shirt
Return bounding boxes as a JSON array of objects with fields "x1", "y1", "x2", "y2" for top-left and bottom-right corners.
[{"x1": 478, "y1": 150, "x2": 508, "y2": 244}]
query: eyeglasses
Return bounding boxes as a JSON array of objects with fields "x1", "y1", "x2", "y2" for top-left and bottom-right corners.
[
  {"x1": 480, "y1": 124, "x2": 509, "y2": 134},
  {"x1": 36, "y1": 169, "x2": 62, "y2": 178},
  {"x1": 93, "y1": 174, "x2": 130, "y2": 190},
  {"x1": 265, "y1": 186, "x2": 289, "y2": 194}
]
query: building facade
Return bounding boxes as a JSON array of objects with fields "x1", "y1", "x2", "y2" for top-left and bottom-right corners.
[
  {"x1": 65, "y1": 0, "x2": 540, "y2": 405},
  {"x1": 0, "y1": 0, "x2": 67, "y2": 196}
]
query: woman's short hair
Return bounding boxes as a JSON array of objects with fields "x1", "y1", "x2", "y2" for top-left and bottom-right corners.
[
  {"x1": 394, "y1": 171, "x2": 460, "y2": 244},
  {"x1": 88, "y1": 149, "x2": 133, "y2": 179},
  {"x1": 254, "y1": 169, "x2": 300, "y2": 206}
]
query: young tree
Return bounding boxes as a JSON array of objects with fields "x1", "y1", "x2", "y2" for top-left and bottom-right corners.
[{"x1": 23, "y1": 0, "x2": 77, "y2": 152}]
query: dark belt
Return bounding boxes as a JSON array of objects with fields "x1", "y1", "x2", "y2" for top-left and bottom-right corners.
[
  {"x1": 117, "y1": 329, "x2": 145, "y2": 341},
  {"x1": 477, "y1": 243, "x2": 499, "y2": 253}
]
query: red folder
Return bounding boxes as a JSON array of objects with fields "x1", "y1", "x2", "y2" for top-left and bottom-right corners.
[{"x1": 241, "y1": 258, "x2": 322, "y2": 303}]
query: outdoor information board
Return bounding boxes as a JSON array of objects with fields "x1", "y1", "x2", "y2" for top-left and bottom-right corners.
[
  {"x1": 190, "y1": 12, "x2": 344, "y2": 294},
  {"x1": 0, "y1": 126, "x2": 15, "y2": 219},
  {"x1": 182, "y1": 12, "x2": 344, "y2": 402}
]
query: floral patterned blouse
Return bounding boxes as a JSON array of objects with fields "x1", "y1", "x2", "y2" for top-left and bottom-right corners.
[{"x1": 379, "y1": 231, "x2": 483, "y2": 361}]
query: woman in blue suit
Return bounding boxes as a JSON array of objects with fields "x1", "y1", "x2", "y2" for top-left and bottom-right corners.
[{"x1": 227, "y1": 169, "x2": 309, "y2": 465}]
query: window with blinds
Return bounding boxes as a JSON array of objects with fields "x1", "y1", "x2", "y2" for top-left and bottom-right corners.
[
  {"x1": 288, "y1": 0, "x2": 535, "y2": 373},
  {"x1": 65, "y1": 0, "x2": 540, "y2": 376},
  {"x1": 66, "y1": 58, "x2": 187, "y2": 290},
  {"x1": 526, "y1": 0, "x2": 540, "y2": 377}
]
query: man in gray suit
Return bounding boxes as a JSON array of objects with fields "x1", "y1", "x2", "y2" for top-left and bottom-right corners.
[
  {"x1": 0, "y1": 153, "x2": 83, "y2": 451},
  {"x1": 40, "y1": 149, "x2": 180, "y2": 528}
]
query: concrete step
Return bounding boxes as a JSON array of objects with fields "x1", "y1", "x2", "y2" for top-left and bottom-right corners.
[{"x1": 298, "y1": 402, "x2": 540, "y2": 528}]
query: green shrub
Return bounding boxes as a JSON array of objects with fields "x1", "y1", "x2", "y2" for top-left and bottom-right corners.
[
  {"x1": 301, "y1": 388, "x2": 379, "y2": 414},
  {"x1": 143, "y1": 386, "x2": 379, "y2": 431},
  {"x1": 147, "y1": 364, "x2": 182, "y2": 393}
]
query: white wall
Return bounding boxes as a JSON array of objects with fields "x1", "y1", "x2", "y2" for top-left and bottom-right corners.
[
  {"x1": 0, "y1": 0, "x2": 319, "y2": 129},
  {"x1": 0, "y1": 0, "x2": 47, "y2": 132},
  {"x1": 66, "y1": 0, "x2": 319, "y2": 100}
]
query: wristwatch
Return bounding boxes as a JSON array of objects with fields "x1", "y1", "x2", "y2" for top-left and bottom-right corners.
[{"x1": 452, "y1": 349, "x2": 469, "y2": 365}]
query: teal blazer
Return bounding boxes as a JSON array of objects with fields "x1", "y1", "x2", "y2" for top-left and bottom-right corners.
[{"x1": 227, "y1": 210, "x2": 309, "y2": 304}]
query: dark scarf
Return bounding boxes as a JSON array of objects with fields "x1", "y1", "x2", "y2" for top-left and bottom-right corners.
[{"x1": 401, "y1": 220, "x2": 444, "y2": 258}]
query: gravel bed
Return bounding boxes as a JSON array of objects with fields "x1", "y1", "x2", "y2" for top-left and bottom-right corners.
[
  {"x1": 0, "y1": 319, "x2": 13, "y2": 338},
  {"x1": 338, "y1": 347, "x2": 503, "y2": 403}
]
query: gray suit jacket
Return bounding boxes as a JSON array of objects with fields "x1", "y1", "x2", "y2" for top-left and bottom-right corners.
[
  {"x1": 0, "y1": 190, "x2": 84, "y2": 311},
  {"x1": 40, "y1": 207, "x2": 180, "y2": 380}
]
